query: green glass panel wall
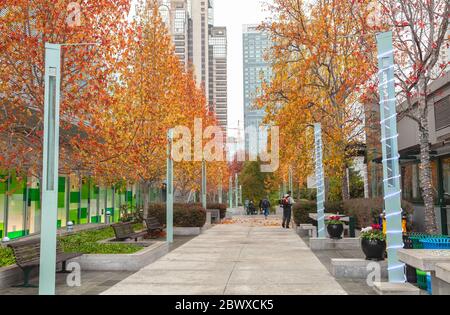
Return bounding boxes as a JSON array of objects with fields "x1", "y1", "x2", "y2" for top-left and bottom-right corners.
[
  {"x1": 57, "y1": 177, "x2": 66, "y2": 228},
  {"x1": 7, "y1": 176, "x2": 25, "y2": 239},
  {"x1": 0, "y1": 177, "x2": 5, "y2": 238},
  {"x1": 90, "y1": 183, "x2": 99, "y2": 224}
]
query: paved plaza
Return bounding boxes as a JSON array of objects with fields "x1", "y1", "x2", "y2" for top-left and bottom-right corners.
[{"x1": 102, "y1": 216, "x2": 347, "y2": 295}]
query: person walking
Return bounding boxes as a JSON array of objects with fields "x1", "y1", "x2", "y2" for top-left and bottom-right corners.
[
  {"x1": 260, "y1": 197, "x2": 271, "y2": 219},
  {"x1": 281, "y1": 191, "x2": 295, "y2": 228}
]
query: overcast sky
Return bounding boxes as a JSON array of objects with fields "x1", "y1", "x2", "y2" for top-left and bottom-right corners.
[{"x1": 214, "y1": 0, "x2": 271, "y2": 137}]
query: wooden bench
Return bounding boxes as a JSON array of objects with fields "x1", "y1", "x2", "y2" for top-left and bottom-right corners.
[
  {"x1": 8, "y1": 238, "x2": 82, "y2": 287},
  {"x1": 112, "y1": 222, "x2": 148, "y2": 242},
  {"x1": 143, "y1": 217, "x2": 164, "y2": 238}
]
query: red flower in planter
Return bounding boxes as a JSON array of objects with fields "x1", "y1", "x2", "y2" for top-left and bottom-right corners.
[
  {"x1": 371, "y1": 224, "x2": 381, "y2": 231},
  {"x1": 329, "y1": 216, "x2": 341, "y2": 221}
]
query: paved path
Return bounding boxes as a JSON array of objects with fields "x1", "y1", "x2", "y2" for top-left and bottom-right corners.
[{"x1": 102, "y1": 217, "x2": 346, "y2": 295}]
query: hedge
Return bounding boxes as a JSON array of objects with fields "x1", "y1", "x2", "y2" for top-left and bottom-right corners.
[
  {"x1": 342, "y1": 198, "x2": 414, "y2": 229},
  {"x1": 147, "y1": 203, "x2": 206, "y2": 228},
  {"x1": 207, "y1": 203, "x2": 227, "y2": 219},
  {"x1": 292, "y1": 200, "x2": 344, "y2": 226},
  {"x1": 292, "y1": 198, "x2": 414, "y2": 229}
]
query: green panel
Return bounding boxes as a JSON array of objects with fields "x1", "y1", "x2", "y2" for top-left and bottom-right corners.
[
  {"x1": 58, "y1": 177, "x2": 65, "y2": 193},
  {"x1": 70, "y1": 192, "x2": 80, "y2": 203},
  {"x1": 91, "y1": 216, "x2": 100, "y2": 224},
  {"x1": 69, "y1": 210, "x2": 78, "y2": 223},
  {"x1": 57, "y1": 220, "x2": 62, "y2": 229},
  {"x1": 8, "y1": 230, "x2": 26, "y2": 239},
  {"x1": 80, "y1": 208, "x2": 88, "y2": 219},
  {"x1": 29, "y1": 188, "x2": 40, "y2": 202},
  {"x1": 79, "y1": 218, "x2": 88, "y2": 224},
  {"x1": 58, "y1": 192, "x2": 65, "y2": 208},
  {"x1": 81, "y1": 182, "x2": 89, "y2": 199}
]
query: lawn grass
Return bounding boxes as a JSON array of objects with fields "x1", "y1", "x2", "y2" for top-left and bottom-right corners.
[
  {"x1": 0, "y1": 224, "x2": 146, "y2": 267},
  {"x1": 59, "y1": 224, "x2": 145, "y2": 255}
]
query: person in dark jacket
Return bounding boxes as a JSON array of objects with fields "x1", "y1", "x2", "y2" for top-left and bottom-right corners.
[
  {"x1": 281, "y1": 191, "x2": 295, "y2": 228},
  {"x1": 260, "y1": 198, "x2": 271, "y2": 219}
]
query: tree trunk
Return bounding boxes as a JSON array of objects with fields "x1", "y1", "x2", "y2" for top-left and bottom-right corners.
[
  {"x1": 143, "y1": 181, "x2": 150, "y2": 220},
  {"x1": 341, "y1": 167, "x2": 350, "y2": 201},
  {"x1": 417, "y1": 79, "x2": 438, "y2": 234}
]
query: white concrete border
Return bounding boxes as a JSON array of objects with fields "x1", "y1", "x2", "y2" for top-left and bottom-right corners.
[{"x1": 71, "y1": 241, "x2": 169, "y2": 271}]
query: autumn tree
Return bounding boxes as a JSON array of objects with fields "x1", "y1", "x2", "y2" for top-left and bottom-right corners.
[
  {"x1": 259, "y1": 0, "x2": 377, "y2": 201},
  {"x1": 373, "y1": 0, "x2": 449, "y2": 234},
  {"x1": 0, "y1": 0, "x2": 132, "y2": 182}
]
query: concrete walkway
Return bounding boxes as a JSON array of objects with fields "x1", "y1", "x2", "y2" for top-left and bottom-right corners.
[{"x1": 102, "y1": 219, "x2": 346, "y2": 295}]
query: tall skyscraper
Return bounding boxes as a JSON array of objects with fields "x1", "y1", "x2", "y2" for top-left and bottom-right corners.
[
  {"x1": 190, "y1": 0, "x2": 211, "y2": 100},
  {"x1": 242, "y1": 24, "x2": 272, "y2": 153},
  {"x1": 159, "y1": 0, "x2": 227, "y2": 131},
  {"x1": 160, "y1": 0, "x2": 190, "y2": 69},
  {"x1": 209, "y1": 26, "x2": 228, "y2": 137}
]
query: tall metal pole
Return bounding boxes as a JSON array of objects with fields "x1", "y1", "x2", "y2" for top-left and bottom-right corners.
[
  {"x1": 218, "y1": 173, "x2": 223, "y2": 204},
  {"x1": 314, "y1": 123, "x2": 326, "y2": 238},
  {"x1": 239, "y1": 185, "x2": 242, "y2": 207},
  {"x1": 377, "y1": 31, "x2": 405, "y2": 283},
  {"x1": 166, "y1": 129, "x2": 174, "y2": 244},
  {"x1": 229, "y1": 176, "x2": 233, "y2": 208},
  {"x1": 235, "y1": 173, "x2": 239, "y2": 207},
  {"x1": 201, "y1": 159, "x2": 207, "y2": 209},
  {"x1": 39, "y1": 43, "x2": 61, "y2": 295},
  {"x1": 288, "y1": 166, "x2": 293, "y2": 193}
]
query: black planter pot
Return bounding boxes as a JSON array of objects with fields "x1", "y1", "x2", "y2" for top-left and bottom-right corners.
[
  {"x1": 327, "y1": 224, "x2": 344, "y2": 239},
  {"x1": 361, "y1": 239, "x2": 386, "y2": 261}
]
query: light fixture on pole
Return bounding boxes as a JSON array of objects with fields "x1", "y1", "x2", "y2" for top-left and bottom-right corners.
[
  {"x1": 288, "y1": 166, "x2": 293, "y2": 194},
  {"x1": 235, "y1": 173, "x2": 239, "y2": 208},
  {"x1": 229, "y1": 176, "x2": 233, "y2": 208},
  {"x1": 201, "y1": 158, "x2": 207, "y2": 209},
  {"x1": 166, "y1": 129, "x2": 174, "y2": 244},
  {"x1": 39, "y1": 43, "x2": 62, "y2": 296},
  {"x1": 218, "y1": 171, "x2": 223, "y2": 204},
  {"x1": 376, "y1": 31, "x2": 405, "y2": 283}
]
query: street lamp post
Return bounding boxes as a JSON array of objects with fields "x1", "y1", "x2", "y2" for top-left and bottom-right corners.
[
  {"x1": 166, "y1": 129, "x2": 174, "y2": 244},
  {"x1": 39, "y1": 43, "x2": 62, "y2": 295},
  {"x1": 235, "y1": 174, "x2": 239, "y2": 208},
  {"x1": 218, "y1": 178, "x2": 223, "y2": 204},
  {"x1": 288, "y1": 166, "x2": 293, "y2": 194},
  {"x1": 201, "y1": 158, "x2": 207, "y2": 209},
  {"x1": 229, "y1": 176, "x2": 233, "y2": 208}
]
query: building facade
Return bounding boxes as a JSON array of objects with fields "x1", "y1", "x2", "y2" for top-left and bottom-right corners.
[
  {"x1": 0, "y1": 173, "x2": 164, "y2": 240},
  {"x1": 242, "y1": 24, "x2": 272, "y2": 153},
  {"x1": 209, "y1": 26, "x2": 228, "y2": 136},
  {"x1": 161, "y1": 0, "x2": 227, "y2": 131}
]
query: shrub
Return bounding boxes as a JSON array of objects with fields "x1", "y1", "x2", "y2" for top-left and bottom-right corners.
[
  {"x1": 207, "y1": 203, "x2": 227, "y2": 219},
  {"x1": 342, "y1": 198, "x2": 414, "y2": 229},
  {"x1": 147, "y1": 203, "x2": 206, "y2": 227},
  {"x1": 0, "y1": 247, "x2": 15, "y2": 267},
  {"x1": 292, "y1": 200, "x2": 316, "y2": 225},
  {"x1": 292, "y1": 200, "x2": 345, "y2": 226}
]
